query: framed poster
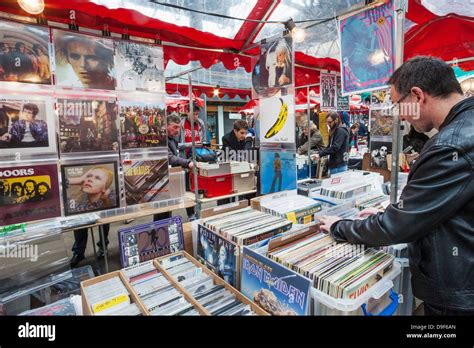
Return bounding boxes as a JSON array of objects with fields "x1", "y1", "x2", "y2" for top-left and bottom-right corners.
[
  {"x1": 320, "y1": 73, "x2": 337, "y2": 111},
  {"x1": 370, "y1": 140, "x2": 392, "y2": 169},
  {"x1": 60, "y1": 160, "x2": 120, "y2": 216},
  {"x1": 0, "y1": 96, "x2": 57, "y2": 158},
  {"x1": 370, "y1": 109, "x2": 393, "y2": 137},
  {"x1": 53, "y1": 29, "x2": 116, "y2": 90},
  {"x1": 57, "y1": 97, "x2": 119, "y2": 155},
  {"x1": 259, "y1": 94, "x2": 295, "y2": 144},
  {"x1": 339, "y1": 0, "x2": 396, "y2": 95},
  {"x1": 0, "y1": 163, "x2": 61, "y2": 225},
  {"x1": 114, "y1": 41, "x2": 164, "y2": 92},
  {"x1": 260, "y1": 149, "x2": 297, "y2": 194},
  {"x1": 0, "y1": 20, "x2": 52, "y2": 85}
]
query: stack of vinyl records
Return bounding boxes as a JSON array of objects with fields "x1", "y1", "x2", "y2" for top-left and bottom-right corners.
[
  {"x1": 320, "y1": 182, "x2": 373, "y2": 200},
  {"x1": 260, "y1": 195, "x2": 322, "y2": 224},
  {"x1": 355, "y1": 193, "x2": 390, "y2": 211},
  {"x1": 160, "y1": 254, "x2": 257, "y2": 316},
  {"x1": 82, "y1": 276, "x2": 142, "y2": 315},
  {"x1": 123, "y1": 261, "x2": 198, "y2": 316},
  {"x1": 200, "y1": 207, "x2": 292, "y2": 246},
  {"x1": 267, "y1": 232, "x2": 394, "y2": 300}
]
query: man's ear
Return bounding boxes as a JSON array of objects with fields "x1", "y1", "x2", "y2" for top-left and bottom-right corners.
[{"x1": 411, "y1": 87, "x2": 424, "y2": 102}]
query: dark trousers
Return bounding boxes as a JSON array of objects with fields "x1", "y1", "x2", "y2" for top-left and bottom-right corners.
[
  {"x1": 424, "y1": 302, "x2": 474, "y2": 316},
  {"x1": 72, "y1": 224, "x2": 110, "y2": 257},
  {"x1": 270, "y1": 170, "x2": 282, "y2": 193}
]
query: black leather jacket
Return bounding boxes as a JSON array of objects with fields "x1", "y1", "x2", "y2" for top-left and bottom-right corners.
[{"x1": 331, "y1": 96, "x2": 474, "y2": 309}]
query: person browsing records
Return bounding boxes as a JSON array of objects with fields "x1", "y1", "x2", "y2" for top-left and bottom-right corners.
[{"x1": 222, "y1": 119, "x2": 253, "y2": 153}]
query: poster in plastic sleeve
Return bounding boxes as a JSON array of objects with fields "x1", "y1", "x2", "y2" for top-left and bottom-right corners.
[
  {"x1": 53, "y1": 29, "x2": 116, "y2": 90},
  {"x1": 0, "y1": 20, "x2": 52, "y2": 85},
  {"x1": 119, "y1": 100, "x2": 166, "y2": 150},
  {"x1": 0, "y1": 96, "x2": 57, "y2": 157},
  {"x1": 57, "y1": 97, "x2": 119, "y2": 155},
  {"x1": 370, "y1": 109, "x2": 393, "y2": 137},
  {"x1": 370, "y1": 140, "x2": 392, "y2": 169},
  {"x1": 320, "y1": 73, "x2": 337, "y2": 111},
  {"x1": 197, "y1": 225, "x2": 238, "y2": 287},
  {"x1": 241, "y1": 247, "x2": 310, "y2": 315},
  {"x1": 339, "y1": 0, "x2": 396, "y2": 95},
  {"x1": 123, "y1": 158, "x2": 170, "y2": 206},
  {"x1": 260, "y1": 149, "x2": 297, "y2": 194},
  {"x1": 336, "y1": 77, "x2": 350, "y2": 111},
  {"x1": 259, "y1": 94, "x2": 295, "y2": 144},
  {"x1": 60, "y1": 161, "x2": 120, "y2": 216},
  {"x1": 259, "y1": 35, "x2": 293, "y2": 90},
  {"x1": 114, "y1": 41, "x2": 164, "y2": 92},
  {"x1": 118, "y1": 217, "x2": 184, "y2": 268},
  {"x1": 0, "y1": 163, "x2": 61, "y2": 225}
]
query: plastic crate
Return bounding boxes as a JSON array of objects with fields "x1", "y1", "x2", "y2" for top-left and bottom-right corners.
[
  {"x1": 311, "y1": 261, "x2": 401, "y2": 316},
  {"x1": 169, "y1": 167, "x2": 186, "y2": 198},
  {"x1": 198, "y1": 162, "x2": 231, "y2": 177},
  {"x1": 392, "y1": 257, "x2": 414, "y2": 315},
  {"x1": 190, "y1": 174, "x2": 233, "y2": 198},
  {"x1": 232, "y1": 172, "x2": 256, "y2": 193}
]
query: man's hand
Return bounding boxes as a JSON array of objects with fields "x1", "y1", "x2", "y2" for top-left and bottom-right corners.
[
  {"x1": 319, "y1": 215, "x2": 342, "y2": 233},
  {"x1": 188, "y1": 161, "x2": 194, "y2": 169},
  {"x1": 311, "y1": 153, "x2": 320, "y2": 161}
]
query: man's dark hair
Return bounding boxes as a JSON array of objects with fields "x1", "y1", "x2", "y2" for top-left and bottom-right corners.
[
  {"x1": 167, "y1": 114, "x2": 180, "y2": 125},
  {"x1": 233, "y1": 119, "x2": 249, "y2": 131},
  {"x1": 24, "y1": 180, "x2": 37, "y2": 192},
  {"x1": 22, "y1": 103, "x2": 39, "y2": 117},
  {"x1": 388, "y1": 56, "x2": 463, "y2": 98},
  {"x1": 326, "y1": 112, "x2": 340, "y2": 122},
  {"x1": 15, "y1": 42, "x2": 24, "y2": 50}
]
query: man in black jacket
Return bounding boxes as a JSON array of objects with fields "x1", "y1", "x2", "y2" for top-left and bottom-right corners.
[
  {"x1": 320, "y1": 56, "x2": 474, "y2": 315},
  {"x1": 222, "y1": 119, "x2": 253, "y2": 154},
  {"x1": 312, "y1": 112, "x2": 350, "y2": 174}
]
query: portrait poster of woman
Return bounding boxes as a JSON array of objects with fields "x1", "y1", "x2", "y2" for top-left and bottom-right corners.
[{"x1": 259, "y1": 35, "x2": 293, "y2": 92}]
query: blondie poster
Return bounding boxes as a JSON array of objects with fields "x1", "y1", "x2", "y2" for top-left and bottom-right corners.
[
  {"x1": 61, "y1": 161, "x2": 120, "y2": 216},
  {"x1": 58, "y1": 98, "x2": 119, "y2": 154},
  {"x1": 0, "y1": 20, "x2": 52, "y2": 84},
  {"x1": 53, "y1": 29, "x2": 116, "y2": 90},
  {"x1": 114, "y1": 41, "x2": 164, "y2": 92},
  {"x1": 260, "y1": 150, "x2": 297, "y2": 194},
  {"x1": 0, "y1": 96, "x2": 56, "y2": 157},
  {"x1": 259, "y1": 35, "x2": 293, "y2": 91},
  {"x1": 339, "y1": 0, "x2": 396, "y2": 95},
  {"x1": 0, "y1": 164, "x2": 61, "y2": 225},
  {"x1": 119, "y1": 100, "x2": 166, "y2": 149}
]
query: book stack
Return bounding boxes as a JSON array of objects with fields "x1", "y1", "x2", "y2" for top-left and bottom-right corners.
[
  {"x1": 320, "y1": 182, "x2": 373, "y2": 200},
  {"x1": 267, "y1": 232, "x2": 394, "y2": 300},
  {"x1": 260, "y1": 195, "x2": 323, "y2": 225},
  {"x1": 355, "y1": 193, "x2": 390, "y2": 211}
]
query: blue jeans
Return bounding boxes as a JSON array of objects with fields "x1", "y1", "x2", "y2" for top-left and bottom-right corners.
[{"x1": 330, "y1": 165, "x2": 348, "y2": 175}]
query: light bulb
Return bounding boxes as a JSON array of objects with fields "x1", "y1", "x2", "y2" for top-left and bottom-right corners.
[
  {"x1": 292, "y1": 27, "x2": 306, "y2": 43},
  {"x1": 18, "y1": 0, "x2": 45, "y2": 14}
]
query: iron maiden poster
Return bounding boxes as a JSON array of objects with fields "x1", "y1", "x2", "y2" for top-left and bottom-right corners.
[{"x1": 0, "y1": 163, "x2": 61, "y2": 225}]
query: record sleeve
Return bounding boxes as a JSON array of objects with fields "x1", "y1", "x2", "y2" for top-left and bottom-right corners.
[
  {"x1": 320, "y1": 73, "x2": 337, "y2": 111},
  {"x1": 58, "y1": 97, "x2": 119, "y2": 155},
  {"x1": 259, "y1": 94, "x2": 295, "y2": 144},
  {"x1": 0, "y1": 20, "x2": 52, "y2": 85},
  {"x1": 0, "y1": 163, "x2": 61, "y2": 225},
  {"x1": 123, "y1": 158, "x2": 169, "y2": 206},
  {"x1": 119, "y1": 100, "x2": 166, "y2": 150},
  {"x1": 60, "y1": 160, "x2": 120, "y2": 216},
  {"x1": 260, "y1": 149, "x2": 297, "y2": 194},
  {"x1": 259, "y1": 35, "x2": 293, "y2": 92}
]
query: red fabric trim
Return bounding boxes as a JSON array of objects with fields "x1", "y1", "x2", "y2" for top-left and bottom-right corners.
[
  {"x1": 165, "y1": 83, "x2": 251, "y2": 99},
  {"x1": 234, "y1": 0, "x2": 278, "y2": 43},
  {"x1": 406, "y1": 0, "x2": 437, "y2": 25}
]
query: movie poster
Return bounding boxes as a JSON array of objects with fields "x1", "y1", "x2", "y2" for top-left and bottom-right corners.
[
  {"x1": 0, "y1": 97, "x2": 56, "y2": 157},
  {"x1": 0, "y1": 164, "x2": 61, "y2": 225},
  {"x1": 60, "y1": 161, "x2": 120, "y2": 216},
  {"x1": 370, "y1": 109, "x2": 393, "y2": 137},
  {"x1": 57, "y1": 98, "x2": 119, "y2": 154},
  {"x1": 114, "y1": 41, "x2": 164, "y2": 92},
  {"x1": 118, "y1": 217, "x2": 184, "y2": 268},
  {"x1": 197, "y1": 225, "x2": 238, "y2": 287},
  {"x1": 53, "y1": 29, "x2": 116, "y2": 90},
  {"x1": 259, "y1": 94, "x2": 295, "y2": 144},
  {"x1": 119, "y1": 100, "x2": 166, "y2": 149},
  {"x1": 259, "y1": 35, "x2": 293, "y2": 93},
  {"x1": 370, "y1": 140, "x2": 392, "y2": 169},
  {"x1": 320, "y1": 73, "x2": 337, "y2": 111},
  {"x1": 339, "y1": 0, "x2": 396, "y2": 95},
  {"x1": 123, "y1": 158, "x2": 169, "y2": 206},
  {"x1": 260, "y1": 150, "x2": 297, "y2": 194},
  {"x1": 0, "y1": 20, "x2": 52, "y2": 85}
]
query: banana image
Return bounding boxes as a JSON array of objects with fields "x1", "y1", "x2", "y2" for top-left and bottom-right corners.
[{"x1": 265, "y1": 98, "x2": 288, "y2": 139}]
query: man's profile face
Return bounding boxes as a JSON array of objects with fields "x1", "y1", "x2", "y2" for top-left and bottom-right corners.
[
  {"x1": 234, "y1": 128, "x2": 247, "y2": 141},
  {"x1": 167, "y1": 122, "x2": 180, "y2": 138},
  {"x1": 66, "y1": 41, "x2": 104, "y2": 85},
  {"x1": 390, "y1": 85, "x2": 431, "y2": 133}
]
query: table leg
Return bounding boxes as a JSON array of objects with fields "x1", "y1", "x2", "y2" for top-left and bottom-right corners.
[
  {"x1": 99, "y1": 225, "x2": 109, "y2": 273},
  {"x1": 90, "y1": 227, "x2": 101, "y2": 275}
]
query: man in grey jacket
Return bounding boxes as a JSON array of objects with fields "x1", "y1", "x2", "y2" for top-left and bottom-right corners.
[{"x1": 168, "y1": 114, "x2": 193, "y2": 170}]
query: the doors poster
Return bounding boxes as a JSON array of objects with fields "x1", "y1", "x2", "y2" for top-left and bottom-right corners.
[
  {"x1": 320, "y1": 73, "x2": 337, "y2": 111},
  {"x1": 0, "y1": 20, "x2": 52, "y2": 85},
  {"x1": 0, "y1": 163, "x2": 61, "y2": 225},
  {"x1": 60, "y1": 161, "x2": 120, "y2": 216},
  {"x1": 0, "y1": 96, "x2": 56, "y2": 157},
  {"x1": 53, "y1": 29, "x2": 116, "y2": 90},
  {"x1": 114, "y1": 41, "x2": 164, "y2": 92},
  {"x1": 259, "y1": 94, "x2": 295, "y2": 144},
  {"x1": 57, "y1": 98, "x2": 119, "y2": 155},
  {"x1": 260, "y1": 150, "x2": 297, "y2": 194}
]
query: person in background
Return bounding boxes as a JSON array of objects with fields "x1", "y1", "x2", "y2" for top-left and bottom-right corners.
[
  {"x1": 320, "y1": 56, "x2": 474, "y2": 315},
  {"x1": 403, "y1": 124, "x2": 429, "y2": 154},
  {"x1": 180, "y1": 102, "x2": 206, "y2": 155},
  {"x1": 297, "y1": 121, "x2": 325, "y2": 155},
  {"x1": 222, "y1": 119, "x2": 253, "y2": 153},
  {"x1": 349, "y1": 123, "x2": 359, "y2": 151},
  {"x1": 311, "y1": 112, "x2": 350, "y2": 174}
]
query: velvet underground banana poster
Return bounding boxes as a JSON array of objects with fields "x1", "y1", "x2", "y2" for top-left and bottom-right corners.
[{"x1": 259, "y1": 94, "x2": 295, "y2": 144}]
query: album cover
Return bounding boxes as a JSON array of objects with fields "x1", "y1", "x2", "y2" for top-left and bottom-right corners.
[
  {"x1": 0, "y1": 20, "x2": 51, "y2": 84},
  {"x1": 58, "y1": 98, "x2": 119, "y2": 154},
  {"x1": 260, "y1": 150, "x2": 297, "y2": 194},
  {"x1": 320, "y1": 73, "x2": 337, "y2": 111},
  {"x1": 60, "y1": 161, "x2": 120, "y2": 216},
  {"x1": 197, "y1": 225, "x2": 237, "y2": 287},
  {"x1": 259, "y1": 35, "x2": 293, "y2": 93},
  {"x1": 259, "y1": 94, "x2": 295, "y2": 144},
  {"x1": 370, "y1": 109, "x2": 393, "y2": 137},
  {"x1": 0, "y1": 96, "x2": 56, "y2": 157},
  {"x1": 336, "y1": 77, "x2": 350, "y2": 111},
  {"x1": 371, "y1": 89, "x2": 391, "y2": 108},
  {"x1": 118, "y1": 217, "x2": 184, "y2": 268},
  {"x1": 370, "y1": 140, "x2": 392, "y2": 169},
  {"x1": 119, "y1": 100, "x2": 166, "y2": 149},
  {"x1": 0, "y1": 163, "x2": 61, "y2": 225},
  {"x1": 53, "y1": 29, "x2": 116, "y2": 90},
  {"x1": 114, "y1": 41, "x2": 164, "y2": 92},
  {"x1": 123, "y1": 158, "x2": 170, "y2": 206}
]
